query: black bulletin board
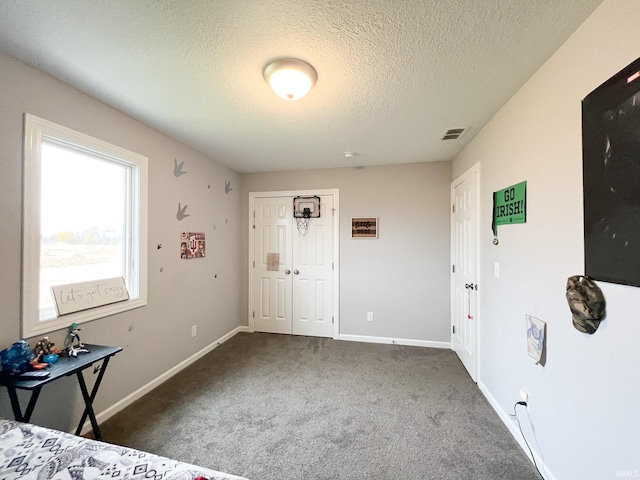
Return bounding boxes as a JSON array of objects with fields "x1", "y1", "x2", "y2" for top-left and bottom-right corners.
[{"x1": 583, "y1": 57, "x2": 640, "y2": 286}]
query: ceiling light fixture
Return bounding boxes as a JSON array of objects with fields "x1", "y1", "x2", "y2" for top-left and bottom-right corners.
[{"x1": 264, "y1": 58, "x2": 317, "y2": 101}]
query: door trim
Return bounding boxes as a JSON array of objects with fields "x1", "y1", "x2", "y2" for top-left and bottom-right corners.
[
  {"x1": 450, "y1": 163, "x2": 481, "y2": 382},
  {"x1": 248, "y1": 189, "x2": 340, "y2": 339}
]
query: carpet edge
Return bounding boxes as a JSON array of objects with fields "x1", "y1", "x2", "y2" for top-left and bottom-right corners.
[
  {"x1": 337, "y1": 333, "x2": 450, "y2": 349},
  {"x1": 79, "y1": 325, "x2": 250, "y2": 435}
]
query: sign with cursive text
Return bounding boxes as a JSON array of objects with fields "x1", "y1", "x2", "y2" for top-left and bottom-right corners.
[
  {"x1": 51, "y1": 277, "x2": 130, "y2": 316},
  {"x1": 351, "y1": 217, "x2": 378, "y2": 238}
]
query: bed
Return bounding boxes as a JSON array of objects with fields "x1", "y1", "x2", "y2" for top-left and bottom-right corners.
[{"x1": 0, "y1": 418, "x2": 249, "y2": 480}]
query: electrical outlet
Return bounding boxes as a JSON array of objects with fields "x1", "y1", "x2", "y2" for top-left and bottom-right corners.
[
  {"x1": 367, "y1": 312, "x2": 374, "y2": 322},
  {"x1": 519, "y1": 388, "x2": 530, "y2": 412},
  {"x1": 191, "y1": 325, "x2": 197, "y2": 337}
]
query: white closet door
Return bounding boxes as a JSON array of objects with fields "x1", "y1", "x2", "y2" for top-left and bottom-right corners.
[
  {"x1": 292, "y1": 195, "x2": 334, "y2": 337},
  {"x1": 253, "y1": 197, "x2": 292, "y2": 334}
]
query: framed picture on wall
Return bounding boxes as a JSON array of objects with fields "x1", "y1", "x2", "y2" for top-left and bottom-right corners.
[
  {"x1": 351, "y1": 217, "x2": 378, "y2": 238},
  {"x1": 582, "y1": 56, "x2": 640, "y2": 286},
  {"x1": 180, "y1": 232, "x2": 206, "y2": 259}
]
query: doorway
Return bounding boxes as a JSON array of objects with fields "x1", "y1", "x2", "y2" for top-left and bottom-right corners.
[
  {"x1": 249, "y1": 190, "x2": 339, "y2": 338},
  {"x1": 451, "y1": 164, "x2": 480, "y2": 382}
]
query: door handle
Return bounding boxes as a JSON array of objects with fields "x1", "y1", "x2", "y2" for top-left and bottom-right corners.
[
  {"x1": 294, "y1": 270, "x2": 300, "y2": 275},
  {"x1": 465, "y1": 283, "x2": 477, "y2": 290},
  {"x1": 285, "y1": 269, "x2": 291, "y2": 275}
]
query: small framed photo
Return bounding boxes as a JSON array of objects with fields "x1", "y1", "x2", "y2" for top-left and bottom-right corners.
[
  {"x1": 351, "y1": 217, "x2": 378, "y2": 238},
  {"x1": 180, "y1": 232, "x2": 206, "y2": 259}
]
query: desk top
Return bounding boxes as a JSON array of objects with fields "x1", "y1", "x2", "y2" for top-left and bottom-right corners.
[{"x1": 0, "y1": 344, "x2": 122, "y2": 390}]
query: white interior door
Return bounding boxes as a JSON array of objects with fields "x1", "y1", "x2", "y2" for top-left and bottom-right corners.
[
  {"x1": 253, "y1": 197, "x2": 293, "y2": 334},
  {"x1": 451, "y1": 165, "x2": 479, "y2": 382},
  {"x1": 252, "y1": 194, "x2": 335, "y2": 338},
  {"x1": 292, "y1": 195, "x2": 333, "y2": 337}
]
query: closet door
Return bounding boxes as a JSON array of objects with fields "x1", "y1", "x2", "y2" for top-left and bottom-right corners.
[
  {"x1": 253, "y1": 197, "x2": 292, "y2": 334},
  {"x1": 292, "y1": 195, "x2": 334, "y2": 337},
  {"x1": 252, "y1": 194, "x2": 335, "y2": 338}
]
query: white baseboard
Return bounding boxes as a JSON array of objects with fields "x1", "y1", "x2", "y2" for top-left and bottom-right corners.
[
  {"x1": 336, "y1": 333, "x2": 450, "y2": 349},
  {"x1": 478, "y1": 382, "x2": 557, "y2": 480},
  {"x1": 80, "y1": 325, "x2": 250, "y2": 435}
]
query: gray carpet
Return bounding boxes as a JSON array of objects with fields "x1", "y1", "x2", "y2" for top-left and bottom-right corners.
[{"x1": 100, "y1": 333, "x2": 540, "y2": 480}]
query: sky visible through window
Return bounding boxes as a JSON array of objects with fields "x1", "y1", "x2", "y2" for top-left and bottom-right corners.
[{"x1": 40, "y1": 141, "x2": 126, "y2": 315}]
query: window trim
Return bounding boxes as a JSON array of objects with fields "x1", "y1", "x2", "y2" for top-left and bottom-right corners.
[{"x1": 22, "y1": 113, "x2": 148, "y2": 338}]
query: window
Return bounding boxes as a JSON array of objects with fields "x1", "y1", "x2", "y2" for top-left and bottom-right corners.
[{"x1": 23, "y1": 114, "x2": 148, "y2": 337}]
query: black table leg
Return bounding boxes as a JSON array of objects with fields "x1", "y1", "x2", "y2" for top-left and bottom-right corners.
[
  {"x1": 23, "y1": 387, "x2": 42, "y2": 422},
  {"x1": 7, "y1": 386, "x2": 41, "y2": 423},
  {"x1": 7, "y1": 387, "x2": 23, "y2": 421},
  {"x1": 75, "y1": 357, "x2": 111, "y2": 440}
]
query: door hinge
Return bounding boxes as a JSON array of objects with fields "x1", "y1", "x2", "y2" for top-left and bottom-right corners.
[
  {"x1": 332, "y1": 262, "x2": 334, "y2": 270},
  {"x1": 452, "y1": 204, "x2": 455, "y2": 213},
  {"x1": 253, "y1": 211, "x2": 255, "y2": 218},
  {"x1": 252, "y1": 225, "x2": 255, "y2": 229},
  {"x1": 253, "y1": 261, "x2": 255, "y2": 268},
  {"x1": 452, "y1": 265, "x2": 455, "y2": 273},
  {"x1": 252, "y1": 311, "x2": 255, "y2": 318},
  {"x1": 332, "y1": 316, "x2": 334, "y2": 324},
  {"x1": 452, "y1": 325, "x2": 455, "y2": 334}
]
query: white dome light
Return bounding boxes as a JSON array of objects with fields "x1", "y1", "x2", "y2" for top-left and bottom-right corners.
[{"x1": 264, "y1": 58, "x2": 317, "y2": 101}]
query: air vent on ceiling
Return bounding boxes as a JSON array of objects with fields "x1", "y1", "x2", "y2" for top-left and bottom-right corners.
[{"x1": 442, "y1": 128, "x2": 467, "y2": 140}]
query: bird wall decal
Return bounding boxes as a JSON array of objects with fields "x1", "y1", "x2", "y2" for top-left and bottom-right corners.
[
  {"x1": 176, "y1": 202, "x2": 190, "y2": 220},
  {"x1": 173, "y1": 158, "x2": 187, "y2": 177}
]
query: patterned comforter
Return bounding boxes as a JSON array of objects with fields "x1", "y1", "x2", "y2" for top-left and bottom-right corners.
[{"x1": 0, "y1": 418, "x2": 248, "y2": 480}]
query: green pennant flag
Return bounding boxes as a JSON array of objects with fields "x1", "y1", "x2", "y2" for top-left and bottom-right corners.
[{"x1": 492, "y1": 181, "x2": 527, "y2": 237}]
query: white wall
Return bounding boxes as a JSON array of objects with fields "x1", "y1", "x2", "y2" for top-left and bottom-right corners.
[
  {"x1": 0, "y1": 52, "x2": 243, "y2": 430},
  {"x1": 241, "y1": 162, "x2": 452, "y2": 344},
  {"x1": 452, "y1": 1, "x2": 640, "y2": 478}
]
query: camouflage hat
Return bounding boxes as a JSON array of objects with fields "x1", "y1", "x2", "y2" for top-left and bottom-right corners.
[{"x1": 566, "y1": 275, "x2": 606, "y2": 334}]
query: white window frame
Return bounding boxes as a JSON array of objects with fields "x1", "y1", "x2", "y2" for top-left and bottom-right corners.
[{"x1": 22, "y1": 114, "x2": 148, "y2": 338}]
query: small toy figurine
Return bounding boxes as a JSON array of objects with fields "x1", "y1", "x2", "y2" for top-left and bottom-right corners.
[
  {"x1": 33, "y1": 336, "x2": 62, "y2": 364},
  {"x1": 0, "y1": 340, "x2": 33, "y2": 374},
  {"x1": 67, "y1": 323, "x2": 90, "y2": 357}
]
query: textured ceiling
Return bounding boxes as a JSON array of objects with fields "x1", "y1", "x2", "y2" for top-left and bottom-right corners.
[{"x1": 0, "y1": 0, "x2": 602, "y2": 173}]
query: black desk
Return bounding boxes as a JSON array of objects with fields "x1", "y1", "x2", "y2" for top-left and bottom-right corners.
[{"x1": 0, "y1": 344, "x2": 121, "y2": 441}]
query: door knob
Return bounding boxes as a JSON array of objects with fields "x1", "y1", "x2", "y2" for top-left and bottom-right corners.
[
  {"x1": 285, "y1": 269, "x2": 291, "y2": 275},
  {"x1": 294, "y1": 269, "x2": 300, "y2": 275}
]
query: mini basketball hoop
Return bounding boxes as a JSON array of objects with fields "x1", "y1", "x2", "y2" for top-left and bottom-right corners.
[{"x1": 293, "y1": 196, "x2": 320, "y2": 236}]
